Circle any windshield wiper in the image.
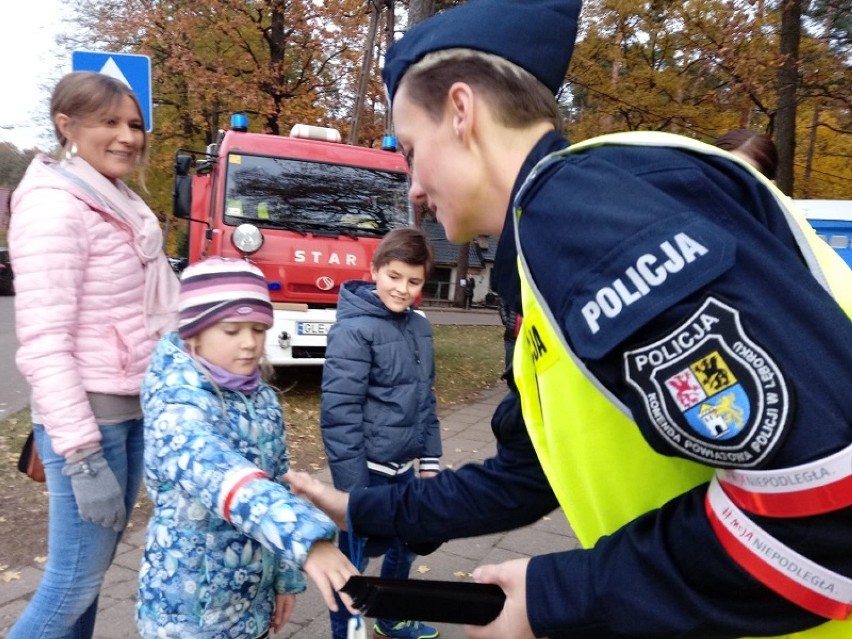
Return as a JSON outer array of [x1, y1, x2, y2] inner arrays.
[[263, 219, 308, 235], [348, 226, 384, 238], [297, 220, 365, 239]]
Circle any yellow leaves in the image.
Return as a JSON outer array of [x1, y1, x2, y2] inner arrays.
[[0, 566, 21, 582], [415, 565, 430, 574]]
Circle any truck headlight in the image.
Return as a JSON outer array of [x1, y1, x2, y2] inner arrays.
[[232, 224, 264, 254]]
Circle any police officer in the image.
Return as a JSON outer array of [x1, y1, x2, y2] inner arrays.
[[287, 1, 852, 637]]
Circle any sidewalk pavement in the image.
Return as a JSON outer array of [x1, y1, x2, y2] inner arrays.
[[0, 385, 580, 639]]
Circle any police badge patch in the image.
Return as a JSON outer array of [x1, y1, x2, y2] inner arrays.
[[624, 297, 790, 468]]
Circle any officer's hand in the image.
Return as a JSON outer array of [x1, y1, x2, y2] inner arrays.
[[284, 470, 349, 530], [465, 558, 534, 639]]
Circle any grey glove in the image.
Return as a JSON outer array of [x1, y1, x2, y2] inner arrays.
[[62, 449, 127, 532]]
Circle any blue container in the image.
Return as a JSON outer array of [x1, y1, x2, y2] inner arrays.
[[795, 200, 852, 268], [808, 218, 852, 268]]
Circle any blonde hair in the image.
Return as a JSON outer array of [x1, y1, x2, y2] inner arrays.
[[401, 48, 561, 130]]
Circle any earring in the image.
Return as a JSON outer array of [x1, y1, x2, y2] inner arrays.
[[64, 143, 77, 161]]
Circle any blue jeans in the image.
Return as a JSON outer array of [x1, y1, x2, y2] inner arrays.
[[330, 470, 417, 639], [8, 420, 144, 639]]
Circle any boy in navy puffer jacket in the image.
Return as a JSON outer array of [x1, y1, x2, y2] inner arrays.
[[321, 228, 442, 639]]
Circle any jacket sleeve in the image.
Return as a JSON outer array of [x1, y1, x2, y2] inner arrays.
[[321, 323, 373, 492], [144, 383, 336, 571], [10, 187, 100, 458], [419, 328, 443, 470], [274, 560, 307, 596], [517, 149, 845, 637], [274, 485, 308, 595], [525, 486, 826, 639], [349, 391, 558, 543]]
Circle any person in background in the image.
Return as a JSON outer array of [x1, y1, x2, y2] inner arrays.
[[7, 70, 180, 639], [288, 1, 852, 638], [137, 257, 358, 639], [497, 300, 520, 369], [321, 228, 442, 639], [713, 128, 779, 180], [460, 272, 475, 309]]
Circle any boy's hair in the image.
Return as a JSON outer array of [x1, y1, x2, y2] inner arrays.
[[401, 48, 561, 130], [372, 227, 434, 277]]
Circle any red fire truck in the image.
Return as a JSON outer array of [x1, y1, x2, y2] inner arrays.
[[173, 117, 412, 365]]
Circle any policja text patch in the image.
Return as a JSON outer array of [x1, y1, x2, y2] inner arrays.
[[566, 214, 736, 360], [624, 297, 791, 468]]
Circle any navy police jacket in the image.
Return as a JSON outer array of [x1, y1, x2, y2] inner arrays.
[[349, 132, 852, 638]]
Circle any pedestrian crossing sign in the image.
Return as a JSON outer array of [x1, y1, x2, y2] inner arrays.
[[72, 51, 152, 132]]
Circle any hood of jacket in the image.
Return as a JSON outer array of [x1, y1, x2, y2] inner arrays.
[[336, 279, 415, 323], [147, 330, 218, 394], [13, 154, 114, 216]]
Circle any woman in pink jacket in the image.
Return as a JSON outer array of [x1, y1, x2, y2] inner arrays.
[[8, 71, 179, 639]]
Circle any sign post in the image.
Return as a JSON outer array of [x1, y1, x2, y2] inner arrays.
[[71, 51, 152, 132]]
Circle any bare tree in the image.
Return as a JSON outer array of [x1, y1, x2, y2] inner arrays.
[[408, 0, 436, 26], [775, 0, 803, 195], [349, 1, 384, 143], [404, 0, 474, 306]]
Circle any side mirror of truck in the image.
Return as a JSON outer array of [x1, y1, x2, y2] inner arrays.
[[173, 175, 192, 220], [173, 154, 193, 220], [175, 153, 193, 177]]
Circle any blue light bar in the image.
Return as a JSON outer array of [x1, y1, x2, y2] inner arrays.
[[231, 113, 249, 132]]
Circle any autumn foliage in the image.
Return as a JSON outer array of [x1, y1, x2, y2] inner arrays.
[[62, 0, 849, 244]]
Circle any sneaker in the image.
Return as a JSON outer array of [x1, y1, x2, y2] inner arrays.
[[373, 620, 439, 639]]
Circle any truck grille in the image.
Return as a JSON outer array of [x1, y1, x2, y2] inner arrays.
[[292, 346, 327, 359]]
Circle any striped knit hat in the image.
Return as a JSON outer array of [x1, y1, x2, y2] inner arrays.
[[178, 257, 273, 339]]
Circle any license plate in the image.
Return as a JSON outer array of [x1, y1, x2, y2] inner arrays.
[[298, 322, 331, 336]]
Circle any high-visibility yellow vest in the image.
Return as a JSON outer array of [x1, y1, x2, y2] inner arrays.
[[512, 132, 851, 638]]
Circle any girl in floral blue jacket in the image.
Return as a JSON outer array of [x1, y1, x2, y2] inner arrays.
[[137, 257, 357, 639]]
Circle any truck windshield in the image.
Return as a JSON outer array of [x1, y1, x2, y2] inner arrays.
[[223, 153, 412, 235]]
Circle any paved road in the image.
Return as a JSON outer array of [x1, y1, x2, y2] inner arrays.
[[0, 296, 28, 418]]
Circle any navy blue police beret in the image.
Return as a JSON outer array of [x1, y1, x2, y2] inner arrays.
[[382, 0, 583, 102]]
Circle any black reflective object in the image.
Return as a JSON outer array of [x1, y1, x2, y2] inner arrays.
[[340, 576, 505, 626]]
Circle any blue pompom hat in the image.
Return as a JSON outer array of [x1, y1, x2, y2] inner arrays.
[[382, 0, 583, 103]]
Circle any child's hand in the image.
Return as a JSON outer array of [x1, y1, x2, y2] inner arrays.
[[271, 593, 295, 632], [419, 470, 438, 479], [284, 470, 349, 529], [303, 539, 360, 613]]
